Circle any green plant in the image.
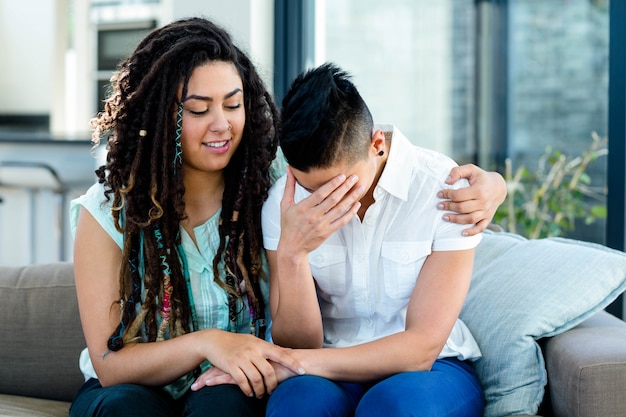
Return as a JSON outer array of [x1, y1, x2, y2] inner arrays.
[[493, 132, 608, 239]]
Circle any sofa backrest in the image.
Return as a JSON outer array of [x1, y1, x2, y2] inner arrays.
[[0, 262, 85, 402]]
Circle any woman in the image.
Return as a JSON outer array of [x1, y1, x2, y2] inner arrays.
[[69, 17, 302, 417]]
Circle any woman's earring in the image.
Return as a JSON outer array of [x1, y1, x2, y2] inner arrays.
[[228, 124, 232, 131], [378, 150, 384, 156]]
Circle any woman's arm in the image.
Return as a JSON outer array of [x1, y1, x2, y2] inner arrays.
[[73, 208, 302, 397], [437, 164, 507, 236]]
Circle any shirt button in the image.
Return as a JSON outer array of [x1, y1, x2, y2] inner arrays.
[[314, 255, 323, 263], [356, 254, 366, 262], [401, 252, 409, 261]]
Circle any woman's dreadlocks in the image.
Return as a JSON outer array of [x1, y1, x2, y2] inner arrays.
[[90, 17, 278, 350]]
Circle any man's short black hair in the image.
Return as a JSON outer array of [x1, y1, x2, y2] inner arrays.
[[280, 62, 374, 172]]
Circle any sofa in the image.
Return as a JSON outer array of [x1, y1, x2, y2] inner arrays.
[[0, 262, 84, 417], [1, 230, 626, 417]]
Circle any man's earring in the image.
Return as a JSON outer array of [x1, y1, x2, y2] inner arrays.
[[378, 150, 384, 156]]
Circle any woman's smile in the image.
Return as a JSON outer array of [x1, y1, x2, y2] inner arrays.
[[203, 139, 231, 152]]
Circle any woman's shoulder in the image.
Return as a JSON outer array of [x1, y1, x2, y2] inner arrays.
[[71, 181, 109, 216], [70, 181, 124, 249]]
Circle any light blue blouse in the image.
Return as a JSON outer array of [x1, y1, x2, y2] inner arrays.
[[70, 151, 286, 398]]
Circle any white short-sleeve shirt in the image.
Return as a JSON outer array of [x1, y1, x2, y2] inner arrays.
[[262, 125, 482, 361]]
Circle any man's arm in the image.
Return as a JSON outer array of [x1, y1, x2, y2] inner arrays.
[[268, 167, 363, 348], [437, 164, 507, 236], [283, 248, 476, 382], [194, 249, 476, 388]]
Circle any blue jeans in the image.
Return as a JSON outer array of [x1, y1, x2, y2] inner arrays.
[[69, 378, 267, 417], [266, 358, 484, 417]]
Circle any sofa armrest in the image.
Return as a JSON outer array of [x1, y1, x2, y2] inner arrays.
[[544, 310, 626, 417]]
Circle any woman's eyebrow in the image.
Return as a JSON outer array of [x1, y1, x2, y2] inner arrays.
[[184, 88, 243, 102]]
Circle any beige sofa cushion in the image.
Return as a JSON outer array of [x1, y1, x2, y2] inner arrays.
[[0, 394, 70, 417], [545, 311, 626, 417], [0, 262, 85, 402]]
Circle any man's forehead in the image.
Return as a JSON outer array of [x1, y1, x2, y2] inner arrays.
[[291, 168, 338, 193]]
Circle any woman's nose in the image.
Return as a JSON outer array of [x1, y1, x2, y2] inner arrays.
[[210, 110, 231, 133]]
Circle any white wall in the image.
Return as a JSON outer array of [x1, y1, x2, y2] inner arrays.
[[163, 0, 275, 90], [0, 0, 275, 130], [0, 0, 57, 114]]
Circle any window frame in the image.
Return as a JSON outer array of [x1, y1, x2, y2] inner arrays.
[[605, 0, 626, 317]]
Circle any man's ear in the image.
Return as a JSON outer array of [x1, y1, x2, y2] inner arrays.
[[371, 129, 387, 156]]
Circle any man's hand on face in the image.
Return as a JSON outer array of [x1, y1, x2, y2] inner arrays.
[[278, 166, 364, 256]]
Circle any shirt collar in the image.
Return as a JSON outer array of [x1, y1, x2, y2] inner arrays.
[[375, 124, 412, 201]]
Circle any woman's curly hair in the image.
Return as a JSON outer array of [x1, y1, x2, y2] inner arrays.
[[91, 17, 279, 350]]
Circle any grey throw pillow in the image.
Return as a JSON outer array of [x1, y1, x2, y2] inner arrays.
[[460, 230, 626, 417]]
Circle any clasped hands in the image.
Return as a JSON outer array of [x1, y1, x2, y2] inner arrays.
[[192, 168, 361, 397]]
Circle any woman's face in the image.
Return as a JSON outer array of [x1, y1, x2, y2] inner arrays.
[[179, 61, 245, 175]]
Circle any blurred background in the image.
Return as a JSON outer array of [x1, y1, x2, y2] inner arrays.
[[0, 0, 623, 272]]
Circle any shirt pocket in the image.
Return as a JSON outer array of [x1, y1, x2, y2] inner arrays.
[[309, 245, 348, 296], [381, 241, 432, 299]]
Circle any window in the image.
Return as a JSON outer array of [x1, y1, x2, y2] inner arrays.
[[314, 0, 477, 161], [506, 0, 609, 243], [283, 0, 611, 244]]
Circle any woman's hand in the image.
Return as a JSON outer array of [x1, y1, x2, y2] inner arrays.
[[191, 360, 299, 393], [437, 164, 506, 236], [196, 331, 304, 398]]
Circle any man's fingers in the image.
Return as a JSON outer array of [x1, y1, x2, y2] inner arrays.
[[314, 175, 361, 214], [281, 167, 298, 209], [303, 173, 357, 209]]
